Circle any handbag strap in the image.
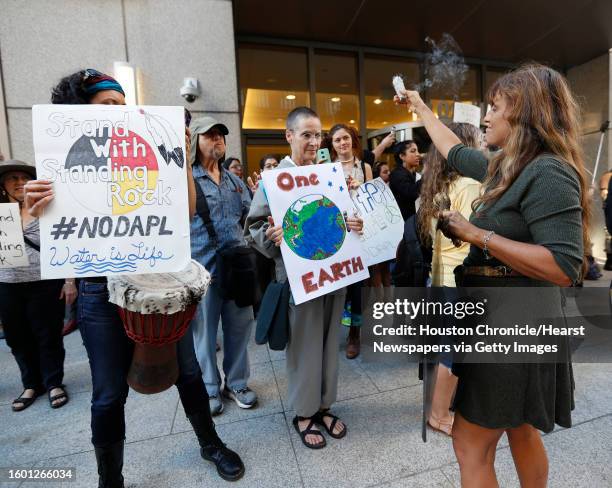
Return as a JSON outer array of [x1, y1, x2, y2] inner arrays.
[[194, 177, 219, 248], [23, 235, 40, 252]]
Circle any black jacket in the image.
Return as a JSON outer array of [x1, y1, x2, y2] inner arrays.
[[389, 166, 421, 220]]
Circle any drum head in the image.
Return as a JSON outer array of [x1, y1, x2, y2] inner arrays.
[[107, 259, 211, 314]]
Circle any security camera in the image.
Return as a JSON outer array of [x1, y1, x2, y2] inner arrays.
[[180, 77, 200, 103]]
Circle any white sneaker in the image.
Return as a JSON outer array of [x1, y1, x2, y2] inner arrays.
[[222, 386, 257, 409]]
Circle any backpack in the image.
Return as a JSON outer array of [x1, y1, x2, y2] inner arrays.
[[392, 214, 432, 287]]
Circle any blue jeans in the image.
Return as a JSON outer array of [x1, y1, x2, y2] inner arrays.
[[191, 283, 254, 396], [78, 281, 208, 447]]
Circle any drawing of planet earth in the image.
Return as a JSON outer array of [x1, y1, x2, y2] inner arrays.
[[282, 194, 346, 260]]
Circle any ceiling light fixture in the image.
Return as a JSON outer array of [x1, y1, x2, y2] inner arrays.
[[373, 98, 382, 105], [286, 94, 296, 100], [331, 97, 341, 102]]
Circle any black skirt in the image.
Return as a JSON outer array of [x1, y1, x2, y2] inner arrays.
[[451, 270, 575, 433]]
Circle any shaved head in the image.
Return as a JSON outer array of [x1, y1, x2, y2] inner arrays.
[[286, 106, 319, 131]]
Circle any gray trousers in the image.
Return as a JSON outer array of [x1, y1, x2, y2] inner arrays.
[[286, 288, 346, 417]]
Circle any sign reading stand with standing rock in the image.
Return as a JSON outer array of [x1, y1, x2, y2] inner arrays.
[[32, 104, 190, 279]]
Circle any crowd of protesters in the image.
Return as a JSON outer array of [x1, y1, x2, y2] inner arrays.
[[0, 61, 608, 488]]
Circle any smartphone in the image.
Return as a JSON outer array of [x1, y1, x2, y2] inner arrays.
[[317, 148, 331, 164]]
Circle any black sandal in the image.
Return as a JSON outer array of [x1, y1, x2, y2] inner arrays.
[[48, 386, 69, 409], [314, 410, 347, 439], [12, 388, 43, 412], [292, 416, 326, 449]]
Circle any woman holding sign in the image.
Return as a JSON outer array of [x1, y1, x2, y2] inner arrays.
[[324, 124, 373, 359], [25, 69, 245, 486], [395, 65, 587, 487], [0, 159, 74, 412], [245, 107, 364, 450]]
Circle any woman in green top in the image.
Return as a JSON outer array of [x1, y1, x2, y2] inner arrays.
[[395, 64, 590, 487]]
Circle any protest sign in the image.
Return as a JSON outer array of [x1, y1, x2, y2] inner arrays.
[[32, 105, 190, 279], [261, 162, 369, 305], [453, 102, 482, 128], [0, 203, 29, 268], [352, 178, 403, 266]]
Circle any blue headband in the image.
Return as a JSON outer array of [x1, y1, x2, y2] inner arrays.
[[82, 70, 125, 97], [83, 79, 125, 97]]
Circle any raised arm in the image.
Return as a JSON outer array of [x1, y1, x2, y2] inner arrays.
[[370, 132, 396, 162], [394, 90, 461, 160]]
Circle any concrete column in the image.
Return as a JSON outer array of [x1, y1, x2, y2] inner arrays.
[[0, 0, 241, 162]]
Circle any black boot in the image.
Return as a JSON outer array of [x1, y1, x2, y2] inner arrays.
[[604, 254, 612, 271], [187, 410, 245, 481], [94, 440, 125, 488]]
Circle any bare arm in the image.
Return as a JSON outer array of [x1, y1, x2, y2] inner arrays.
[[371, 132, 395, 161], [364, 162, 373, 182], [394, 91, 461, 159]]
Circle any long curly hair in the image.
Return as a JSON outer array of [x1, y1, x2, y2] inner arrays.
[[475, 64, 591, 270], [418, 123, 482, 245]]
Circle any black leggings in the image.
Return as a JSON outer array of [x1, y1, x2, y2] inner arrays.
[[0, 280, 65, 391]]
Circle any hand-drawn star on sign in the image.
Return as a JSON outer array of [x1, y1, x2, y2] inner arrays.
[[339, 186, 344, 192], [328, 181, 333, 187], [332, 166, 337, 172]]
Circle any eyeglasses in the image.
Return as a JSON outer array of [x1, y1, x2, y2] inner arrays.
[[289, 130, 322, 141]]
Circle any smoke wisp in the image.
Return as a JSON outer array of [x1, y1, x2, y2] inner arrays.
[[414, 34, 468, 98]]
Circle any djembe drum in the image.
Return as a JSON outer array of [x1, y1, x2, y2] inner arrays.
[[107, 260, 211, 394]]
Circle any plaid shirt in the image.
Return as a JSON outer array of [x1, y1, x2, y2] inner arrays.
[[190, 164, 251, 276]]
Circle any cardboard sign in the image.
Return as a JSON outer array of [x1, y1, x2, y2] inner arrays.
[[32, 105, 190, 279], [0, 203, 29, 268], [352, 178, 404, 266], [261, 162, 369, 304], [453, 102, 482, 128]]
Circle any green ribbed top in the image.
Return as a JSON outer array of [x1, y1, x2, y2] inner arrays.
[[447, 144, 584, 283]]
